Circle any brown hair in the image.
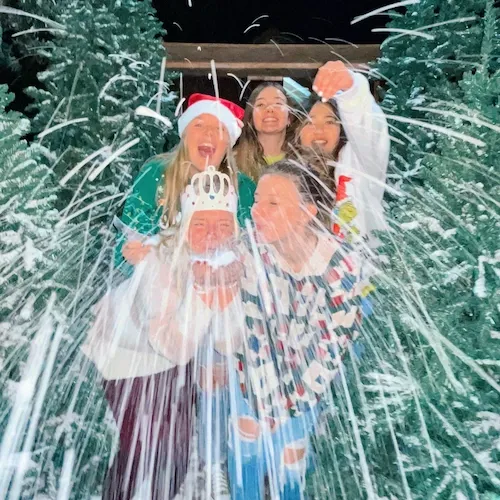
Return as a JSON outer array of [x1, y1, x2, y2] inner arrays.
[[235, 82, 300, 182], [263, 157, 336, 228], [295, 96, 346, 162]]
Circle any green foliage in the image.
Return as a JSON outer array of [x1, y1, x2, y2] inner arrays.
[[312, 1, 500, 498]]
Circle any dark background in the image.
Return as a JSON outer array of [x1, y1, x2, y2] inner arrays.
[[1, 0, 389, 116], [153, 0, 389, 104], [154, 0, 388, 44]]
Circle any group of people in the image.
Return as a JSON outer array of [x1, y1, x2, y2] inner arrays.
[[83, 60, 390, 500]]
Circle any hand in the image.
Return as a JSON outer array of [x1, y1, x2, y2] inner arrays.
[[192, 259, 243, 289], [122, 240, 152, 265], [313, 61, 354, 102]]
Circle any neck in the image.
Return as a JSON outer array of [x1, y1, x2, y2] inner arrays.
[[274, 227, 318, 274], [258, 132, 286, 158]]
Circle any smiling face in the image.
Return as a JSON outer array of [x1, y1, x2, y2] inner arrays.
[[252, 86, 289, 135], [185, 113, 230, 173], [251, 174, 315, 244], [187, 210, 236, 255], [299, 102, 341, 155]]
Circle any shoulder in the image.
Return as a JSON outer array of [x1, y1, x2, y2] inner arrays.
[[139, 154, 169, 178], [237, 172, 256, 190]]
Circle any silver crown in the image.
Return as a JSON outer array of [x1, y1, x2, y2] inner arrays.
[[181, 166, 238, 217]]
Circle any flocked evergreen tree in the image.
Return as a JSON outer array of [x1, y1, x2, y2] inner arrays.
[[4, 0, 178, 264], [0, 78, 116, 498], [0, 1, 180, 495], [310, 1, 500, 498]]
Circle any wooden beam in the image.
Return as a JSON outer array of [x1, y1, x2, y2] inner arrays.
[[163, 43, 379, 77]]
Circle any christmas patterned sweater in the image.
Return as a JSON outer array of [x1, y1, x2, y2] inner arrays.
[[235, 233, 366, 420], [114, 155, 256, 275]]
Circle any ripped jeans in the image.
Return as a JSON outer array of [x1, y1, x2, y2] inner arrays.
[[227, 382, 321, 500]]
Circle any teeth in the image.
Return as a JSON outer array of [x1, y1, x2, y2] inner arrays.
[[313, 140, 327, 145]]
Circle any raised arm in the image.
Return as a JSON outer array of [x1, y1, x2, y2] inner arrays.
[[335, 73, 389, 184]]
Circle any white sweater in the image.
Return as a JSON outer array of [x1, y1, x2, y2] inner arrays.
[[82, 250, 213, 380], [333, 72, 390, 246], [82, 247, 245, 380]]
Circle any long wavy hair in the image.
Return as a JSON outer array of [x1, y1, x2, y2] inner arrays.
[[235, 82, 299, 182]]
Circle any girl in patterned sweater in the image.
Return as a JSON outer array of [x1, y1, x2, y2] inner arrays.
[[227, 159, 368, 500]]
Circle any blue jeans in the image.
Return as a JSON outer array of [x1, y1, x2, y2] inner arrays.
[[228, 382, 320, 500], [197, 348, 230, 466], [198, 385, 229, 465]]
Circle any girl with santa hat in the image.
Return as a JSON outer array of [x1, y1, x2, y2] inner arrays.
[[114, 93, 256, 275]]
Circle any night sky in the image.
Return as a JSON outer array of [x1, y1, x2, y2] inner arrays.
[[153, 0, 389, 44]]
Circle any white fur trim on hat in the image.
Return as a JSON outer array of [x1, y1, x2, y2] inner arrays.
[[178, 100, 242, 147]]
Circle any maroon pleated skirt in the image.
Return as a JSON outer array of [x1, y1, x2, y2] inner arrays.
[[102, 363, 195, 500]]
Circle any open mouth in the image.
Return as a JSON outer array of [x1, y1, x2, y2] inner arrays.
[[198, 143, 216, 157], [313, 139, 328, 146]]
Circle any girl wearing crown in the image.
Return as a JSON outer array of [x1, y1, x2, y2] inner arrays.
[[85, 166, 245, 499], [114, 93, 256, 275], [227, 159, 370, 500]]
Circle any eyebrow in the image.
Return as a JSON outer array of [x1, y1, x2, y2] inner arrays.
[[255, 96, 286, 103], [310, 112, 336, 118]]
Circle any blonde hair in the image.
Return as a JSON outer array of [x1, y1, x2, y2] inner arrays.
[[156, 136, 238, 227], [235, 82, 299, 182]]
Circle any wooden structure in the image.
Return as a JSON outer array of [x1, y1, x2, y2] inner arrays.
[[163, 43, 381, 104], [164, 43, 380, 77]]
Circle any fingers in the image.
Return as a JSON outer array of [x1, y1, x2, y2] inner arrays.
[[313, 61, 353, 101], [122, 242, 152, 265]]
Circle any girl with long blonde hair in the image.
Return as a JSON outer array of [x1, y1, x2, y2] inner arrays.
[[114, 93, 256, 273]]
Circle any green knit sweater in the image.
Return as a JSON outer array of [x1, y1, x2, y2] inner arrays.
[[114, 157, 256, 274]]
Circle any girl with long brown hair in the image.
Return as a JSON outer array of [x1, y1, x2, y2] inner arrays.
[[234, 82, 299, 181]]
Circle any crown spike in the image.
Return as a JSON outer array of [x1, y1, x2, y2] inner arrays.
[[180, 165, 238, 220]]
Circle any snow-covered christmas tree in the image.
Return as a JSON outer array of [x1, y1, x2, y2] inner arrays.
[[310, 1, 500, 498], [0, 78, 117, 498], [5, 0, 177, 251]]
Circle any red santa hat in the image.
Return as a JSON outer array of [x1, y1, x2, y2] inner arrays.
[[178, 93, 244, 147]]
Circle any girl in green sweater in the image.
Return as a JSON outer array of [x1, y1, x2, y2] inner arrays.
[[115, 93, 256, 274]]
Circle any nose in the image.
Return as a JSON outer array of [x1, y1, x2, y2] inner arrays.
[[313, 123, 324, 133], [204, 127, 215, 137]]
